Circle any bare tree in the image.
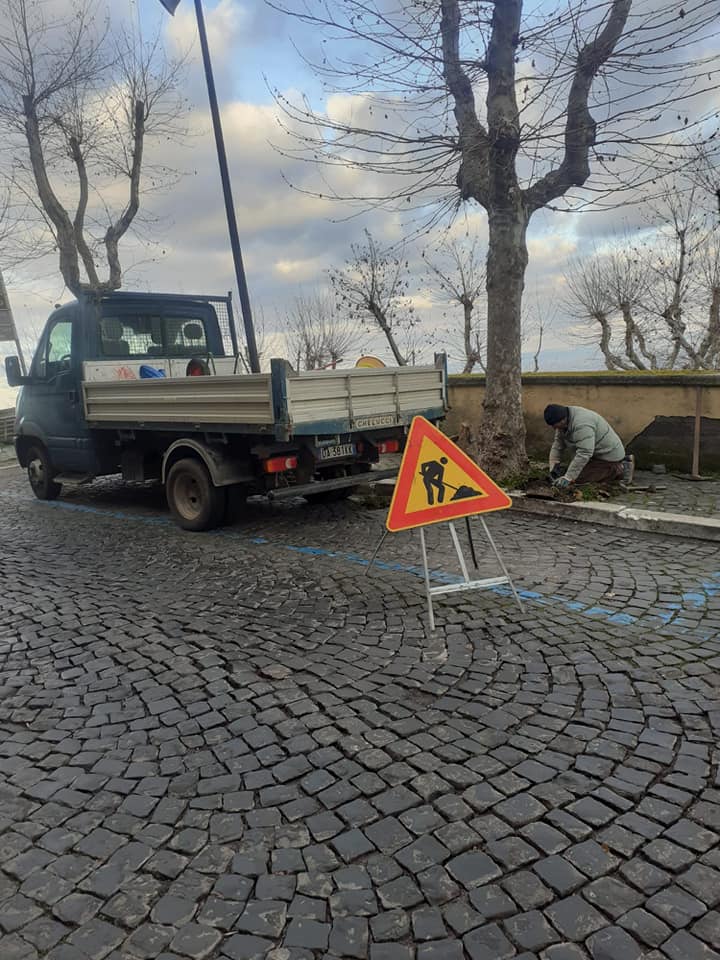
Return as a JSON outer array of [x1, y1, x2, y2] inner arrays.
[[424, 238, 485, 373], [0, 0, 186, 297], [696, 247, 720, 368], [531, 323, 544, 374], [567, 177, 720, 370], [234, 307, 284, 373], [566, 254, 632, 370], [271, 0, 719, 473], [567, 246, 666, 370], [284, 292, 359, 370], [521, 296, 555, 374], [645, 184, 709, 368], [330, 231, 415, 366]]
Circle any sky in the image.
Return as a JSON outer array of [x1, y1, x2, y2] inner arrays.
[[0, 0, 717, 408]]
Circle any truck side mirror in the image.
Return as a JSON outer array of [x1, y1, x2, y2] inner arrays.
[[4, 356, 26, 387]]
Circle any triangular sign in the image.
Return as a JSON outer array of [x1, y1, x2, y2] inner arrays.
[[386, 417, 512, 532]]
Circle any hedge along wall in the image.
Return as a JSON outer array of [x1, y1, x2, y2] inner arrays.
[[446, 372, 720, 472]]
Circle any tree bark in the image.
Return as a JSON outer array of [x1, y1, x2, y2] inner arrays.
[[474, 0, 527, 475], [478, 208, 528, 472], [620, 302, 648, 370], [461, 298, 478, 373], [593, 311, 632, 370], [23, 95, 83, 295], [68, 134, 100, 288], [104, 99, 145, 291]]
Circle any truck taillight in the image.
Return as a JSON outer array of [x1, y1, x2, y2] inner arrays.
[[377, 440, 400, 454], [263, 455, 297, 474]]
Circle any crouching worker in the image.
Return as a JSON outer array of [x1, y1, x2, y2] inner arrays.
[[544, 404, 634, 489]]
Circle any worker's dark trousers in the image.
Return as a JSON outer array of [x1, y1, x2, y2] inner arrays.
[[576, 459, 624, 483]]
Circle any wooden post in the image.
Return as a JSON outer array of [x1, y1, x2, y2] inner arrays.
[[692, 386, 702, 478]]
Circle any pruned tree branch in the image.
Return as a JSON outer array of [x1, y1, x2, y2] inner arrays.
[[439, 0, 489, 205], [524, 0, 632, 213]]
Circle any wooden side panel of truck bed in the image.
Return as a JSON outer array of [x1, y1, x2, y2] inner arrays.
[[286, 367, 445, 429], [83, 374, 276, 426], [82, 364, 446, 433]]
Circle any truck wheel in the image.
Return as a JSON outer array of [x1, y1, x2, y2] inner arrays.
[[166, 458, 225, 531], [27, 444, 62, 501]]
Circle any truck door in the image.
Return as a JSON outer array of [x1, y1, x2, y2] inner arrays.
[[28, 314, 90, 471]]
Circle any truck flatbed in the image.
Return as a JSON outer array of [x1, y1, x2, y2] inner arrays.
[[82, 363, 446, 440]]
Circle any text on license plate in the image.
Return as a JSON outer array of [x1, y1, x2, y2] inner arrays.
[[320, 443, 356, 460]]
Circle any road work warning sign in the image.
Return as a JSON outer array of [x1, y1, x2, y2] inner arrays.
[[386, 416, 512, 532]]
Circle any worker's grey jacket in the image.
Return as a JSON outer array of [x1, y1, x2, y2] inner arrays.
[[550, 406, 625, 482]]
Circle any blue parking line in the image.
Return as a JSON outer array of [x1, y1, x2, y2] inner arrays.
[[4, 492, 719, 641]]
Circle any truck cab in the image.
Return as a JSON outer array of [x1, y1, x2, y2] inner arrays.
[[11, 293, 230, 487]]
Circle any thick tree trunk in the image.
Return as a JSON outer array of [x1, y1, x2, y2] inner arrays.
[[476, 208, 529, 475], [593, 311, 632, 370], [23, 96, 83, 295], [620, 303, 648, 370]]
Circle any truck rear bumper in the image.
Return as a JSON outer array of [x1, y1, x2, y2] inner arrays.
[[267, 467, 397, 501]]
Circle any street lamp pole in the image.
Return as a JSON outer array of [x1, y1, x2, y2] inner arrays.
[[157, 0, 260, 372]]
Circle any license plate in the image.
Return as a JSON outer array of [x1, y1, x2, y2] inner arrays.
[[320, 443, 356, 460]]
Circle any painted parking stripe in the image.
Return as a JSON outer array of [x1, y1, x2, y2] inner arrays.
[[2, 490, 719, 641]]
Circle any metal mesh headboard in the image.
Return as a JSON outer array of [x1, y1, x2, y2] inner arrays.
[[203, 294, 237, 358]]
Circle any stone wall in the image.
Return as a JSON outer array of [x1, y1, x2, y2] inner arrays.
[[446, 373, 720, 472]]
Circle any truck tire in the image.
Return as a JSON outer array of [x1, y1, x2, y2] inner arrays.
[[166, 457, 225, 531], [27, 444, 62, 501]]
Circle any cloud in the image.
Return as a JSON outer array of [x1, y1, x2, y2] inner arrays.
[[166, 0, 245, 63]]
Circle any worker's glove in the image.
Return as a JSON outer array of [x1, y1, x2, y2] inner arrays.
[[549, 463, 564, 481], [552, 475, 571, 490]]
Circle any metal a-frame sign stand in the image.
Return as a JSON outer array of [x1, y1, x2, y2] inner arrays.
[[417, 518, 523, 631], [368, 417, 524, 630]]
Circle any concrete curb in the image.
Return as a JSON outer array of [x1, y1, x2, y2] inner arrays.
[[364, 477, 720, 543], [508, 491, 720, 542]]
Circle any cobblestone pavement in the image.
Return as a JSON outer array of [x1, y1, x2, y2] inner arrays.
[[1, 442, 17, 464], [611, 470, 720, 518], [1, 468, 720, 960]]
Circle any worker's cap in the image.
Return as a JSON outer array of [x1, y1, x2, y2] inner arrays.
[[544, 404, 569, 426]]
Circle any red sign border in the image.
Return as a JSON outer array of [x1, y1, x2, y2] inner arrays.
[[386, 417, 512, 532]]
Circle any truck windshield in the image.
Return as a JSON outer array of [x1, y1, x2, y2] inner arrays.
[[33, 318, 73, 379], [98, 315, 209, 358]]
